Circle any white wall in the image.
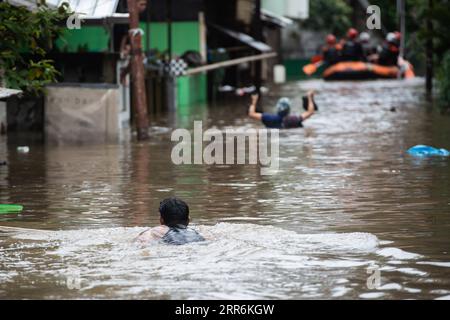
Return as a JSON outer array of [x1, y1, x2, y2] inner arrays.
[[284, 0, 309, 19], [262, 0, 309, 20], [261, 0, 285, 16], [45, 85, 121, 144], [282, 27, 326, 59]]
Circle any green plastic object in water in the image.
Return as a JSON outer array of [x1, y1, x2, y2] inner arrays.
[[0, 205, 24, 214]]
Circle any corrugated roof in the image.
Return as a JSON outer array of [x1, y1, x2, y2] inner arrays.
[[6, 0, 50, 10], [64, 0, 119, 18], [210, 24, 273, 53], [261, 9, 293, 28], [8, 0, 120, 18], [0, 88, 22, 100]]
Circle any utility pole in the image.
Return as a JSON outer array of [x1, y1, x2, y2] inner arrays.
[[426, 0, 434, 99], [397, 0, 406, 58], [127, 0, 149, 140], [253, 0, 263, 93]]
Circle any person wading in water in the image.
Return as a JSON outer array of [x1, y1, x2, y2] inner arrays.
[[248, 90, 317, 129]]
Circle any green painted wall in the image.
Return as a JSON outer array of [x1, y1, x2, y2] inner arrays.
[[56, 27, 110, 52], [56, 22, 201, 54], [177, 73, 207, 108], [141, 22, 199, 55], [55, 22, 206, 107], [139, 22, 206, 107]]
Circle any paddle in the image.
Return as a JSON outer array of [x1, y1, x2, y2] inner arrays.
[[0, 204, 24, 214], [310, 55, 323, 63], [303, 61, 324, 76]]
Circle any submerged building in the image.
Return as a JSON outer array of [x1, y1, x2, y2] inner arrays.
[[4, 0, 309, 143]]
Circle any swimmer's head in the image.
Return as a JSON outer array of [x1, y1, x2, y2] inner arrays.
[[159, 198, 190, 228], [276, 98, 291, 118]]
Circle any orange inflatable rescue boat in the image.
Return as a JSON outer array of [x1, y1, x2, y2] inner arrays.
[[322, 61, 415, 81]]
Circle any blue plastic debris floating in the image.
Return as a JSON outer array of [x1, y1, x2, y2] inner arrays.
[[407, 145, 450, 157]]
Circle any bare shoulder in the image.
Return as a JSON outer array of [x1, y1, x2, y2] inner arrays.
[[196, 226, 216, 241], [135, 225, 169, 244]]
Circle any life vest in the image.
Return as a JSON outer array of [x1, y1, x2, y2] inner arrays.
[[378, 43, 400, 66], [322, 44, 342, 66], [341, 40, 364, 62]]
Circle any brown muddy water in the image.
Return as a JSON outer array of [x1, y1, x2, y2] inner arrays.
[[0, 79, 449, 300]]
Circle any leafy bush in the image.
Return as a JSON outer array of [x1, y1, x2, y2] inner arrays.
[[300, 0, 352, 36], [0, 1, 70, 95], [437, 51, 450, 110]]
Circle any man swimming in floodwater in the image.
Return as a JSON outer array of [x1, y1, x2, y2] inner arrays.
[[248, 90, 316, 129], [136, 198, 205, 245]]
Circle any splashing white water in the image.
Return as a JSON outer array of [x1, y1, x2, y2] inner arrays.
[[0, 223, 387, 299]]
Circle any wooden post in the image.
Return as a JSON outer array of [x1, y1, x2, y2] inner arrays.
[[127, 0, 149, 140], [145, 0, 151, 53], [199, 12, 207, 64], [426, 0, 434, 99]]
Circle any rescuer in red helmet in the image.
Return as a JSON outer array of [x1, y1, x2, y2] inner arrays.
[[341, 28, 365, 62], [347, 28, 359, 40], [322, 34, 342, 67]]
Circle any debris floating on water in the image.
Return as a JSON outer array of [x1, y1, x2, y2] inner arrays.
[[407, 145, 450, 157], [0, 204, 24, 214], [17, 146, 30, 154]]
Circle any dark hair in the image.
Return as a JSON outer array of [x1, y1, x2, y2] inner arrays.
[[159, 198, 190, 227]]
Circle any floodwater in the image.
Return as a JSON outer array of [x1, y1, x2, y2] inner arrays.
[[1, 78, 450, 300]]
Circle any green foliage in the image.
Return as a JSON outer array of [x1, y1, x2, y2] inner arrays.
[[370, 0, 450, 108], [0, 1, 70, 95], [363, 1, 422, 70], [419, 0, 450, 62], [413, 0, 450, 107], [437, 51, 450, 109], [300, 0, 353, 36], [369, 0, 398, 32], [369, 0, 421, 34]]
